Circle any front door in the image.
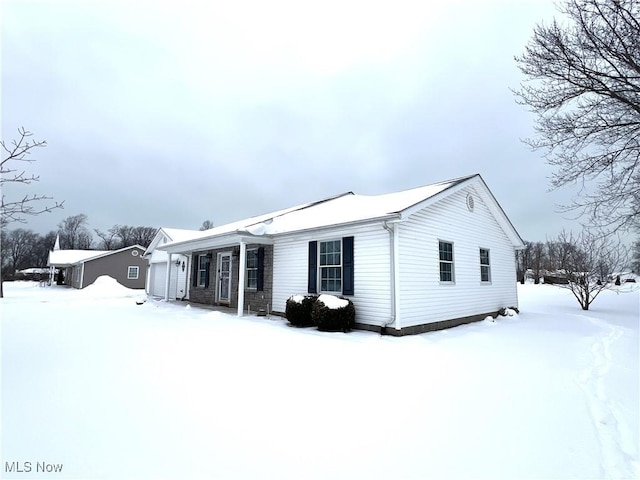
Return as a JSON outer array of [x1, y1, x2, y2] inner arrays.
[[217, 252, 232, 304]]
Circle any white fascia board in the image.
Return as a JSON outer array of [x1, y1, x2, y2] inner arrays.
[[159, 232, 273, 254]]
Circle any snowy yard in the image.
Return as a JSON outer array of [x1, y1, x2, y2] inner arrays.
[[1, 278, 638, 479]]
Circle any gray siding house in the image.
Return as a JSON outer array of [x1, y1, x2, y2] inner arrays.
[[48, 245, 147, 289], [154, 174, 525, 335]]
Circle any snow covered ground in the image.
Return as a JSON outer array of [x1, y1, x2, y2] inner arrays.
[[1, 277, 638, 479]]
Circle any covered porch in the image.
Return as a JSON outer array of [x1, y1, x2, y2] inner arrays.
[[157, 231, 273, 317]]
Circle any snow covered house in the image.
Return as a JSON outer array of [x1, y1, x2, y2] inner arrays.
[[48, 245, 147, 289], [155, 174, 525, 335], [143, 227, 200, 299]]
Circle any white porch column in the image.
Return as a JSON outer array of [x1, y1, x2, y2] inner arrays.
[[237, 241, 246, 316], [164, 253, 173, 301]]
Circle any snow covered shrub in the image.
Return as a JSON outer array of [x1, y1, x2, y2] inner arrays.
[[285, 294, 317, 327], [499, 307, 519, 317], [312, 294, 356, 332]]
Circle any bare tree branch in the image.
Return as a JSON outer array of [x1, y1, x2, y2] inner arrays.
[[514, 0, 640, 232], [1, 127, 64, 228]]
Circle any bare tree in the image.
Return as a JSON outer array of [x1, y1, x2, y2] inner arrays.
[[4, 228, 39, 274], [129, 226, 156, 248], [111, 225, 134, 248], [632, 239, 640, 273], [553, 229, 628, 310], [58, 214, 92, 249], [94, 228, 119, 250], [199, 220, 214, 231], [32, 230, 58, 266], [1, 127, 63, 297], [98, 224, 157, 249], [530, 241, 546, 284], [516, 241, 532, 284], [514, 0, 640, 232], [1, 127, 64, 227]]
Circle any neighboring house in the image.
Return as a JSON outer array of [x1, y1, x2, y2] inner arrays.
[[48, 245, 147, 289], [154, 174, 525, 335], [144, 228, 199, 299]]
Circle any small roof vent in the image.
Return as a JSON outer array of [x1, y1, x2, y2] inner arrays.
[[466, 193, 474, 212]]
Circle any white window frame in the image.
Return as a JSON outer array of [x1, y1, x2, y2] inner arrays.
[[127, 266, 139, 280], [480, 248, 491, 283], [319, 239, 342, 293], [246, 248, 258, 290], [438, 240, 455, 283]]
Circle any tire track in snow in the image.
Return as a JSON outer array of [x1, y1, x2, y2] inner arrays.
[[575, 315, 638, 479]]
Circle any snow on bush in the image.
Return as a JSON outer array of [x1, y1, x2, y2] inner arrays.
[[285, 294, 317, 327], [499, 307, 519, 318], [312, 294, 355, 332]]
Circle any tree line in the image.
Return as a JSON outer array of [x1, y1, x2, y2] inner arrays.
[[517, 229, 639, 310], [517, 231, 638, 284], [0, 213, 157, 278]]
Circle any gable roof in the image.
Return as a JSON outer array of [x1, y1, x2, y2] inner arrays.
[[48, 249, 110, 266], [48, 245, 146, 267], [159, 174, 523, 253], [143, 227, 201, 257]]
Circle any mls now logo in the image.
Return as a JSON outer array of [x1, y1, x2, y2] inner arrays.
[[5, 461, 63, 473]]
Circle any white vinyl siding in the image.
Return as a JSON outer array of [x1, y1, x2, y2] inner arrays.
[[397, 186, 518, 328], [272, 223, 391, 327], [273, 185, 518, 331]]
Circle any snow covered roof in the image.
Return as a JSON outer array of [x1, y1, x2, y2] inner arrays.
[[166, 192, 355, 245], [48, 245, 146, 266], [247, 178, 464, 235], [18, 268, 52, 274], [162, 228, 201, 243], [159, 175, 499, 253], [48, 249, 110, 266]]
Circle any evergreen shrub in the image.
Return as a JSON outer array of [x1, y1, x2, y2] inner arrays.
[[285, 294, 317, 327], [312, 295, 356, 332]]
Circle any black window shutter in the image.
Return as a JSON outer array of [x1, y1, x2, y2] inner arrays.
[[342, 236, 354, 296], [308, 241, 317, 294], [257, 247, 265, 291], [204, 257, 210, 288], [192, 255, 198, 287]]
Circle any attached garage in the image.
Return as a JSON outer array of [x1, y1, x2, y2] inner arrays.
[[148, 259, 189, 299], [149, 262, 167, 297], [144, 228, 197, 300]]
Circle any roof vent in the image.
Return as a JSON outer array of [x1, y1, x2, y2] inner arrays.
[[466, 193, 474, 212]]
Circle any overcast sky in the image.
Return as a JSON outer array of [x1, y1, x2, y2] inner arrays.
[[3, 0, 585, 243]]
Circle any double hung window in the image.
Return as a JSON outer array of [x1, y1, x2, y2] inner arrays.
[[198, 255, 208, 287], [320, 240, 342, 292], [439, 241, 454, 282], [480, 248, 491, 282], [246, 249, 258, 289]]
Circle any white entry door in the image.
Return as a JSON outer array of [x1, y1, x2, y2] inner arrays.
[[217, 252, 232, 304]]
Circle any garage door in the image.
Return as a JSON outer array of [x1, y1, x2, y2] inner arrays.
[[150, 263, 167, 297]]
